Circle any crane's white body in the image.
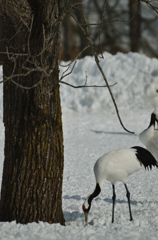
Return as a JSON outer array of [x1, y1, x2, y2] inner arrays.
[[82, 145, 158, 224], [94, 148, 142, 187]]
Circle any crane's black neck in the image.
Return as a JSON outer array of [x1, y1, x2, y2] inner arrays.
[[88, 183, 101, 209], [148, 113, 156, 129]]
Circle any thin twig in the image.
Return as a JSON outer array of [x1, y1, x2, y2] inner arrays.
[[10, 77, 43, 90], [60, 45, 90, 67], [60, 61, 77, 81], [69, 0, 89, 12], [138, 0, 158, 14], [3, 67, 49, 80], [80, 16, 135, 26], [0, 52, 28, 56], [27, 14, 34, 55]]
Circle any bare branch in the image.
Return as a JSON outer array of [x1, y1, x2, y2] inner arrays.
[[3, 66, 51, 81], [8, 25, 23, 43], [60, 45, 91, 67], [59, 80, 117, 89], [60, 61, 77, 81], [137, 0, 158, 14], [10, 78, 43, 90], [59, 58, 117, 89], [69, 0, 89, 11], [0, 52, 28, 56], [69, 5, 134, 134], [27, 14, 34, 55]]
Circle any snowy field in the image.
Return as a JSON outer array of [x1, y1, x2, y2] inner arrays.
[[0, 51, 158, 239]]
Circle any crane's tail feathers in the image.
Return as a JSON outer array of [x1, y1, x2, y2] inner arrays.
[[132, 146, 158, 170]]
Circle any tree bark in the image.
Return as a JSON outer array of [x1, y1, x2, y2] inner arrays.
[[0, 0, 66, 224]]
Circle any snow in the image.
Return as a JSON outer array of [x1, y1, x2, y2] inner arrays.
[[0, 51, 158, 239]]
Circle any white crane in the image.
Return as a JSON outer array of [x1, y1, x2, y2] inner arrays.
[[82, 146, 158, 225], [139, 112, 158, 161]]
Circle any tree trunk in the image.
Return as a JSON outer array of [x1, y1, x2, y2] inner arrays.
[[0, 0, 65, 224], [129, 0, 141, 52]]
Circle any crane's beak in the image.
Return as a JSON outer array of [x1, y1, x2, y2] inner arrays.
[[84, 212, 88, 226]]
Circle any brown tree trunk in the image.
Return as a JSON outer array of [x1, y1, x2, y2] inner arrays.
[[0, 0, 65, 224]]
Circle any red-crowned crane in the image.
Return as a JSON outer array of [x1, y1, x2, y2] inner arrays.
[[82, 146, 158, 225]]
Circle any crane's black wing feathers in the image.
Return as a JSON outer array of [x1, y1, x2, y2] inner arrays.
[[131, 146, 158, 170]]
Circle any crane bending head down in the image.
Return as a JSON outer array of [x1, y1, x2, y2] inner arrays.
[[82, 146, 158, 225]]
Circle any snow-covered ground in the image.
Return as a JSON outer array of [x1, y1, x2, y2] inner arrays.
[[0, 52, 158, 239]]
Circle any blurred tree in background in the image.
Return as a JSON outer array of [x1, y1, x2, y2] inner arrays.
[[61, 0, 158, 61]]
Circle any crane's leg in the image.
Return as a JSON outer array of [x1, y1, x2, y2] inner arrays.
[[124, 184, 133, 221], [112, 184, 116, 223]]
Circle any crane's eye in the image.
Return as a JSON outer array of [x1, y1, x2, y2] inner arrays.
[[82, 205, 86, 211]]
